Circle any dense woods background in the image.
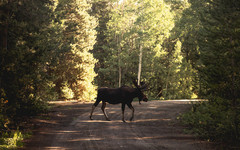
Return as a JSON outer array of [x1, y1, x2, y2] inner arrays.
[[0, 0, 239, 148]]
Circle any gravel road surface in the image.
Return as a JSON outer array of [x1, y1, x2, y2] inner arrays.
[[21, 100, 214, 150]]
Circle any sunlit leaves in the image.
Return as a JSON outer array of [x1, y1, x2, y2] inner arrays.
[[53, 0, 97, 100]]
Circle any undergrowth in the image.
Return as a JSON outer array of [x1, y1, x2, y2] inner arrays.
[[0, 129, 32, 149], [180, 98, 240, 149]]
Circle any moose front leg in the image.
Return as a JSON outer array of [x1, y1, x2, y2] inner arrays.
[[90, 105, 96, 120], [90, 99, 101, 120], [127, 103, 135, 121], [101, 102, 110, 121], [121, 103, 126, 122]]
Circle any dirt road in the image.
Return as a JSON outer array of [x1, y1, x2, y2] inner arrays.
[[22, 100, 214, 150]]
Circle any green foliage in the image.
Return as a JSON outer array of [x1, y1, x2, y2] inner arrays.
[[0, 0, 239, 148], [180, 0, 240, 146], [197, 0, 240, 99], [0, 89, 9, 130], [181, 98, 240, 145], [91, 0, 111, 86], [0, 0, 97, 136], [0, 0, 55, 123], [0, 129, 28, 149], [53, 0, 98, 100], [91, 0, 198, 99], [61, 82, 75, 99]]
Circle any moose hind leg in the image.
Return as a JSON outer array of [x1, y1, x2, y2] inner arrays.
[[101, 102, 110, 121], [127, 103, 135, 121], [122, 103, 126, 122]]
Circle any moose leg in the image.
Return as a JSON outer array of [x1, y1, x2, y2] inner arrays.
[[121, 103, 126, 122], [90, 99, 100, 120], [90, 105, 96, 120], [127, 103, 135, 121], [101, 102, 110, 121]]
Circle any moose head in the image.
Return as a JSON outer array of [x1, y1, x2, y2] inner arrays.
[[132, 80, 148, 104]]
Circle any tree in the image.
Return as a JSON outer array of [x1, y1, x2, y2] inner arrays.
[[197, 0, 240, 141], [180, 0, 240, 145], [0, 0, 98, 129], [53, 0, 98, 100], [155, 0, 202, 99], [0, 0, 56, 121], [91, 0, 112, 87], [97, 0, 176, 92]]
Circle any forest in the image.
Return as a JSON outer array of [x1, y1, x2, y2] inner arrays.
[[0, 0, 240, 148]]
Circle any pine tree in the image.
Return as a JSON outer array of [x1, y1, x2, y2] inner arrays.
[[0, 0, 56, 119], [179, 0, 240, 144], [91, 0, 112, 87], [53, 0, 98, 100], [198, 0, 240, 141]]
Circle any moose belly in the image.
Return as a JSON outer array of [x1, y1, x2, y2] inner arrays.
[[105, 98, 123, 104]]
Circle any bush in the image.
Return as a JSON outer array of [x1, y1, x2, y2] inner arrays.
[[0, 89, 9, 130], [61, 82, 75, 99], [181, 97, 240, 146], [0, 130, 25, 149]]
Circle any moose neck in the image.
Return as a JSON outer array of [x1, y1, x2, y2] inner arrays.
[[133, 88, 141, 99]]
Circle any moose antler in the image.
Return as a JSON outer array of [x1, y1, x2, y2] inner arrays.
[[139, 82, 149, 91], [132, 80, 148, 90], [132, 79, 139, 88]]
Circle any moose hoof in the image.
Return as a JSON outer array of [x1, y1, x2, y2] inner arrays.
[[106, 118, 111, 121], [122, 119, 126, 123], [90, 116, 93, 120], [130, 118, 134, 121]]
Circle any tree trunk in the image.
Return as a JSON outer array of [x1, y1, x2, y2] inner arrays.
[[137, 45, 142, 85], [118, 57, 122, 87], [117, 35, 121, 87]]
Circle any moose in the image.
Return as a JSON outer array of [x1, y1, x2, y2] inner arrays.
[[90, 80, 148, 122]]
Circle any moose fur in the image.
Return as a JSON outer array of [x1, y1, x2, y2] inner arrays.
[[90, 82, 148, 122]]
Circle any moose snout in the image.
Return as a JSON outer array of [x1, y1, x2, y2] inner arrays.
[[143, 97, 148, 102]]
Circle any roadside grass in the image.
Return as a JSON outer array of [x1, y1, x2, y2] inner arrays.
[[0, 129, 32, 149]]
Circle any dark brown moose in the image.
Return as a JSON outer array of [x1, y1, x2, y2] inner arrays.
[[90, 80, 148, 122]]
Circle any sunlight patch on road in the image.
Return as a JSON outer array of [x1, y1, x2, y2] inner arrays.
[[68, 137, 103, 142], [134, 118, 167, 122], [95, 113, 104, 116], [36, 119, 59, 125], [46, 130, 80, 135], [79, 120, 123, 123], [148, 106, 158, 109], [74, 118, 171, 123], [48, 100, 93, 104], [60, 130, 78, 133], [45, 147, 71, 149], [164, 99, 207, 102]]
